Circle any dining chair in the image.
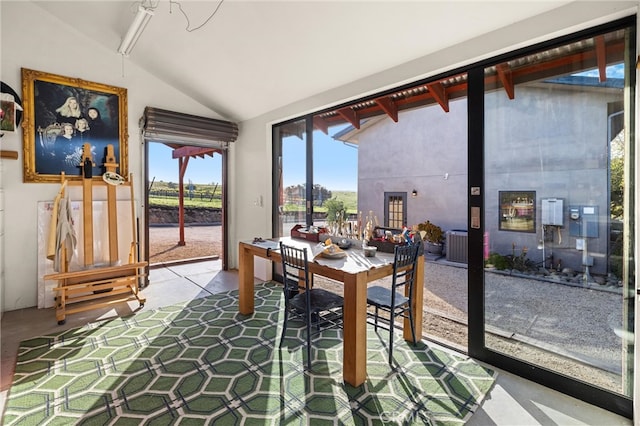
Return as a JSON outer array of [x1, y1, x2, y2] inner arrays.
[[279, 242, 344, 370], [366, 242, 421, 365]]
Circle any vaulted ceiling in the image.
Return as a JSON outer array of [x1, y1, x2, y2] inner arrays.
[[32, 1, 573, 123]]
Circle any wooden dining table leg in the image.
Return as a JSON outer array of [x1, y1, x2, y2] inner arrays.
[[405, 254, 424, 342], [238, 243, 255, 315], [343, 271, 368, 387]]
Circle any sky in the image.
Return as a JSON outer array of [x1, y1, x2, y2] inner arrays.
[[148, 124, 358, 191], [148, 143, 222, 186], [579, 63, 624, 78], [282, 124, 357, 191]]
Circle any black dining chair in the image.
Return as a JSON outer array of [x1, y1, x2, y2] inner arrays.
[[366, 242, 421, 365], [279, 242, 344, 370]]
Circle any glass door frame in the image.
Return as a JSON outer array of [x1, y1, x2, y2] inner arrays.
[[467, 16, 635, 418], [271, 116, 314, 239], [270, 15, 636, 419]]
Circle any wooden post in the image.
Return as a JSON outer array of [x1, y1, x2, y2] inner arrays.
[[177, 157, 189, 246]]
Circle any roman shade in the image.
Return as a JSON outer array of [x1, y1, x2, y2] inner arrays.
[[141, 106, 238, 148]]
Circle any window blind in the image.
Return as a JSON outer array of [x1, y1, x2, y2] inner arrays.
[[141, 106, 238, 148]]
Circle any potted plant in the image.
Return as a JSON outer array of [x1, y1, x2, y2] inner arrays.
[[416, 220, 444, 255]]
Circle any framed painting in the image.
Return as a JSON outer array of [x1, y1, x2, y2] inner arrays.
[[499, 190, 536, 233], [21, 68, 128, 183]]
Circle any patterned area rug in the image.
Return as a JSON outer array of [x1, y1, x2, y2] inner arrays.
[[4, 282, 496, 425]]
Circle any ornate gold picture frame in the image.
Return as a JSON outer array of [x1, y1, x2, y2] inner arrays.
[[21, 68, 128, 183]]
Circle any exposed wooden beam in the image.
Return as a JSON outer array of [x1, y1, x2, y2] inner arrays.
[[595, 35, 607, 82], [496, 64, 515, 100], [313, 116, 329, 134], [318, 39, 624, 126], [320, 84, 469, 126], [337, 107, 360, 129], [374, 96, 398, 122], [426, 82, 450, 112], [172, 146, 218, 159]]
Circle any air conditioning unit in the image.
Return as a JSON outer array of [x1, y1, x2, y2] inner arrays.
[[446, 230, 468, 263]]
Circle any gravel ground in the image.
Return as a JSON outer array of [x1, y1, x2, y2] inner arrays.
[[313, 257, 626, 394], [149, 225, 221, 264], [149, 225, 627, 394]]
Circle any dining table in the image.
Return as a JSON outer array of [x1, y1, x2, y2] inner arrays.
[[238, 236, 424, 387]]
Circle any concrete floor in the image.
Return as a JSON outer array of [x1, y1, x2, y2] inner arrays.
[[0, 260, 632, 424]]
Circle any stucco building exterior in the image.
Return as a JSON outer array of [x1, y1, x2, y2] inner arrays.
[[345, 77, 623, 276]]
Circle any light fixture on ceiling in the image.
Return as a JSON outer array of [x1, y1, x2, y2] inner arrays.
[[118, 5, 154, 56]]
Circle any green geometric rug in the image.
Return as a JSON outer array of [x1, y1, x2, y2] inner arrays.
[[3, 282, 496, 425]]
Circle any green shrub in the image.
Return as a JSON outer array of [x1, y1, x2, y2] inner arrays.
[[486, 245, 536, 272], [486, 252, 509, 270]]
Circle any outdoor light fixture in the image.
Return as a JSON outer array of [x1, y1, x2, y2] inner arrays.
[[412, 189, 418, 197], [118, 5, 154, 56]]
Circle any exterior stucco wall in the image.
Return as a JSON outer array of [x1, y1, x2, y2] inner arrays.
[[485, 84, 621, 274], [358, 98, 468, 233], [357, 83, 621, 274]]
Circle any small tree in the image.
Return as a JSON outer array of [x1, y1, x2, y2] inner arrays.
[[324, 198, 345, 223]]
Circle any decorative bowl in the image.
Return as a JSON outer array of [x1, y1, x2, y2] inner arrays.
[[363, 246, 377, 257], [337, 239, 352, 249]]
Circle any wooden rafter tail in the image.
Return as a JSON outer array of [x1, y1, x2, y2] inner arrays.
[[595, 35, 607, 83], [313, 116, 329, 134], [375, 96, 398, 122], [337, 107, 360, 129], [426, 82, 450, 112], [496, 64, 515, 100]]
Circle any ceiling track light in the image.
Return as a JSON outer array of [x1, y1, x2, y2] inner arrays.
[[118, 5, 154, 56]]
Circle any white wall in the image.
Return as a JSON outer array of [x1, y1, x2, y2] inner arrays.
[[0, 1, 221, 311]]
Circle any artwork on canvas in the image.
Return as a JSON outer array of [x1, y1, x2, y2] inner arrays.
[[21, 68, 128, 183]]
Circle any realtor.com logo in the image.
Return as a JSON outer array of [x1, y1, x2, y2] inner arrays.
[[380, 409, 434, 424]]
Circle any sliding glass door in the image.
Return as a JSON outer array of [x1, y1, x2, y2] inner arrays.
[[272, 15, 635, 418], [475, 21, 635, 414], [273, 118, 357, 238], [273, 118, 308, 238]]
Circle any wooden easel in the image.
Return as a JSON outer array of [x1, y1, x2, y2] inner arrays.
[[44, 143, 146, 324]]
